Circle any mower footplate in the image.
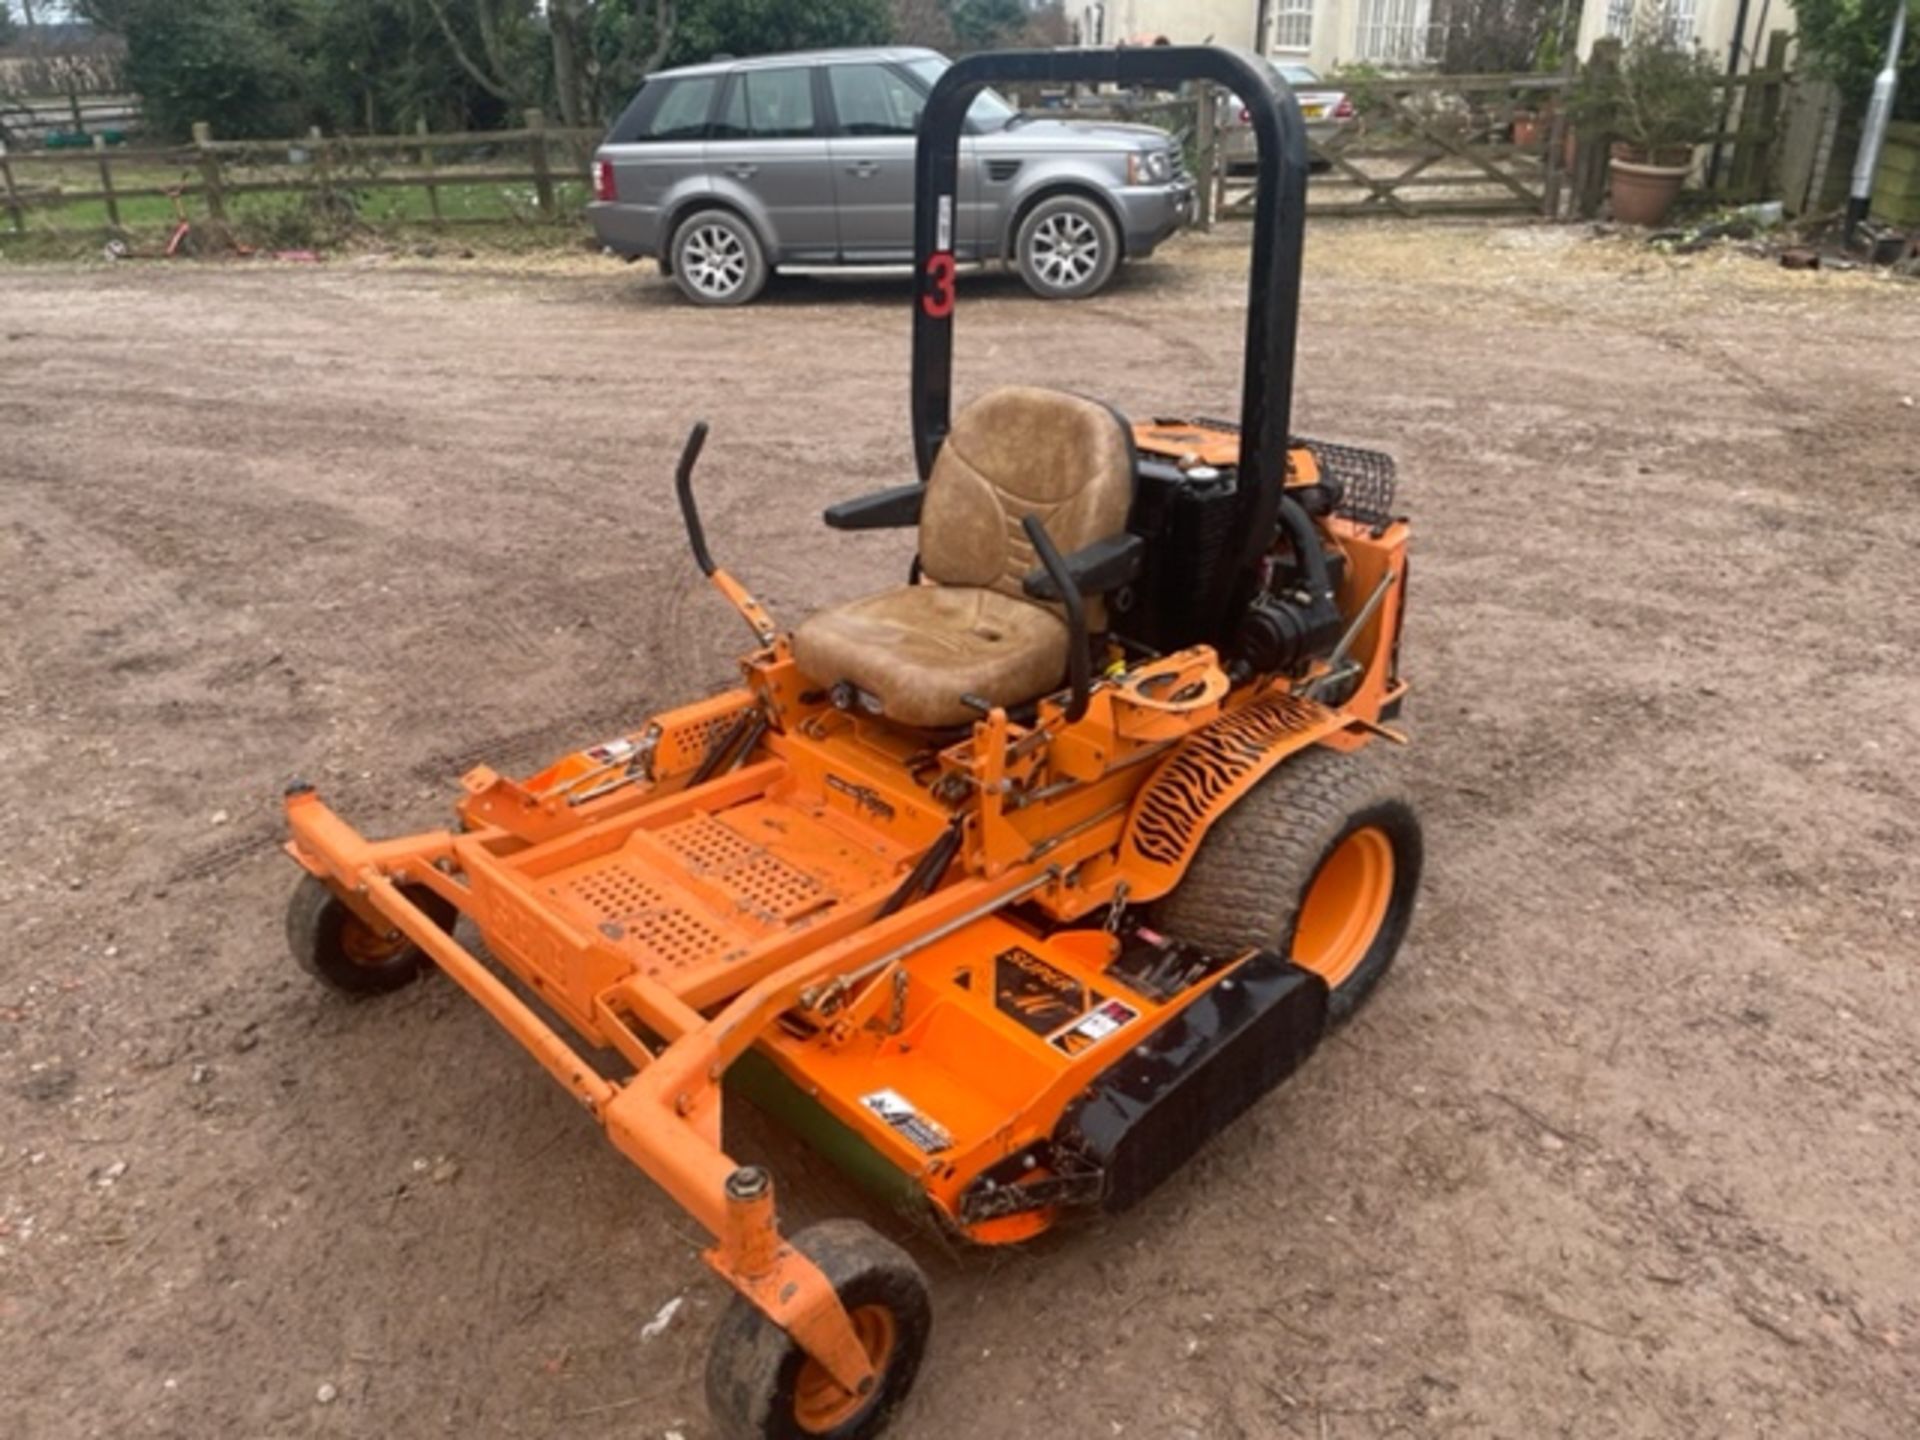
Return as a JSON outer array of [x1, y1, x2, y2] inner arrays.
[[540, 801, 897, 976]]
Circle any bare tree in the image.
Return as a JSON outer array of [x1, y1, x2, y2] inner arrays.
[[422, 0, 532, 107], [424, 0, 677, 125], [889, 0, 957, 50]]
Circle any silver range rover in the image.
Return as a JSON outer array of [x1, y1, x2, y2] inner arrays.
[[589, 46, 1194, 305]]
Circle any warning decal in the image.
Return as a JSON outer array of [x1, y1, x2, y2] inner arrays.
[[1049, 998, 1140, 1057], [860, 1088, 952, 1154]]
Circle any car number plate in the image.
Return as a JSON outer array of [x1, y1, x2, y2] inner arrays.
[[1303, 104, 1325, 119]]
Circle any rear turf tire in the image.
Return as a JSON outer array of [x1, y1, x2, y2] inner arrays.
[[1149, 745, 1422, 1024], [285, 874, 456, 996], [706, 1220, 931, 1440]]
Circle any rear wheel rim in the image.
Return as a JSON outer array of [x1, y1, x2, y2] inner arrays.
[[1029, 211, 1101, 288], [683, 224, 748, 298], [1292, 825, 1394, 989], [793, 1304, 895, 1434]]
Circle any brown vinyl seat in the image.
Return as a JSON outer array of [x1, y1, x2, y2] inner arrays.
[[794, 386, 1135, 728]]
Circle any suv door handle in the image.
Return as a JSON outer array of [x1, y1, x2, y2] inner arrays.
[[723, 163, 758, 179], [844, 161, 879, 178]]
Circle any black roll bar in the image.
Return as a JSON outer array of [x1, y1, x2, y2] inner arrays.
[[912, 46, 1310, 643]]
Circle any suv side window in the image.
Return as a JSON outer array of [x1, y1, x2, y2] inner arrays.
[[636, 76, 719, 141], [828, 63, 925, 136], [713, 67, 817, 140]]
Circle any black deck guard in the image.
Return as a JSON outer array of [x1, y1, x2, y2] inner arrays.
[[1056, 952, 1328, 1214]]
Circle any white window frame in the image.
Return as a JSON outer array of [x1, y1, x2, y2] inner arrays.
[[1355, 0, 1436, 65], [1609, 0, 1693, 43], [1272, 0, 1314, 52]]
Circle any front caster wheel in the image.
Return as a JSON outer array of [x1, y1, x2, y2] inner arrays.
[[706, 1219, 931, 1440], [285, 874, 456, 996]]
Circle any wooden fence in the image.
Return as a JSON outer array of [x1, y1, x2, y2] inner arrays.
[[0, 47, 1804, 241], [0, 93, 140, 146], [0, 110, 598, 237]]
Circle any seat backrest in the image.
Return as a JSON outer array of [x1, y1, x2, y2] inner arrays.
[[920, 386, 1134, 603]]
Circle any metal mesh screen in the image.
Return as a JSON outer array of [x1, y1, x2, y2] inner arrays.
[[1299, 438, 1400, 531]]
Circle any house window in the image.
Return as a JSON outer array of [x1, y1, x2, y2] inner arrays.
[[1605, 0, 1696, 43], [1273, 0, 1314, 51], [1356, 0, 1434, 64]]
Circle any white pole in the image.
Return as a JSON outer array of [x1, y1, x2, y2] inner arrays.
[[1847, 0, 1909, 240]]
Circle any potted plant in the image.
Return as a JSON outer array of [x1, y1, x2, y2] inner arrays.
[[1572, 36, 1721, 225]]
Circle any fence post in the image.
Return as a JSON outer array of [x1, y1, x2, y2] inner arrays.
[[1193, 83, 1216, 232], [1543, 56, 1576, 218], [1758, 30, 1793, 191], [0, 141, 23, 235], [1729, 30, 1792, 201], [93, 133, 121, 232], [1543, 99, 1568, 217], [192, 122, 226, 222], [416, 117, 444, 228], [1572, 39, 1621, 219], [309, 125, 335, 215], [525, 108, 555, 220]]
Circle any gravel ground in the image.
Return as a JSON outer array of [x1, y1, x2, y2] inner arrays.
[[2, 222, 1917, 1440]]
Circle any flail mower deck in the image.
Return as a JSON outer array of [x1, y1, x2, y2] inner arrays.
[[282, 46, 1421, 1440]]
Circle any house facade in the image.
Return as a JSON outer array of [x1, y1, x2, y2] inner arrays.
[[1067, 0, 1794, 74]]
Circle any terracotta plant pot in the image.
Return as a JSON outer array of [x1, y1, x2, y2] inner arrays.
[[1513, 103, 1558, 150], [1609, 156, 1689, 226]]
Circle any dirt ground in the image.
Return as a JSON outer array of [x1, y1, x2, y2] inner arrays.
[[3, 223, 1917, 1440]]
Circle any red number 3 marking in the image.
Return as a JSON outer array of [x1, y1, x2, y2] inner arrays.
[[922, 252, 956, 319]]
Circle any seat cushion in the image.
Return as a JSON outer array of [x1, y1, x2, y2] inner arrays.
[[793, 585, 1070, 729]]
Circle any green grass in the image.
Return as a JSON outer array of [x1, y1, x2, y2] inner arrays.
[[1, 155, 591, 259]]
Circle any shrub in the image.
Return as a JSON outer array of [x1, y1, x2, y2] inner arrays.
[[121, 0, 307, 139], [1571, 35, 1721, 157]]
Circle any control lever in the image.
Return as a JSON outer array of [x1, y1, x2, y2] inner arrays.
[[1022, 514, 1091, 724], [672, 421, 778, 647]]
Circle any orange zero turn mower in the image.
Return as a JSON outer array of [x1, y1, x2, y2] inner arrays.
[[282, 45, 1420, 1440]]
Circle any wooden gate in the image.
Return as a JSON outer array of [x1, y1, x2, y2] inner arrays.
[[1221, 73, 1572, 220]]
